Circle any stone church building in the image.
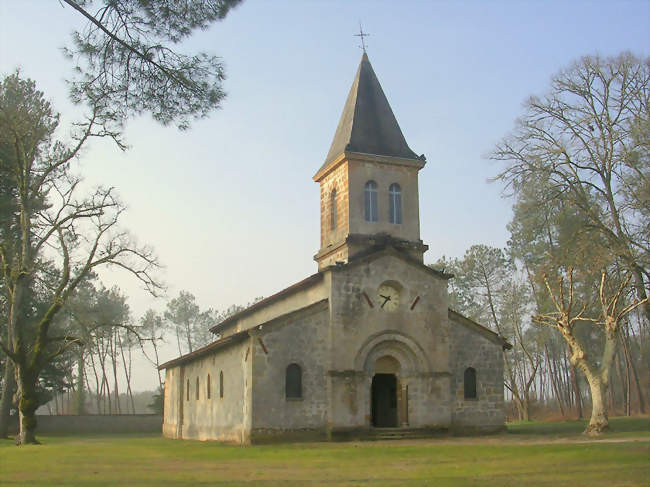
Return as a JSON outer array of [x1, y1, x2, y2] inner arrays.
[[160, 53, 510, 444]]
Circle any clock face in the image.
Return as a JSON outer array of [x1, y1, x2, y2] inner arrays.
[[377, 284, 400, 311]]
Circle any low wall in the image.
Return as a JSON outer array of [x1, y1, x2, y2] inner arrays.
[[8, 414, 162, 435]]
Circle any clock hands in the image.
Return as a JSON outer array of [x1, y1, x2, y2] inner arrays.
[[379, 294, 391, 308]]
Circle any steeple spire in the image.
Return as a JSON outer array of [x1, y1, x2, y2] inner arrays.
[[316, 53, 419, 177]]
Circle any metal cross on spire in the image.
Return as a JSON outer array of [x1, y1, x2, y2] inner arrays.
[[354, 23, 370, 52]]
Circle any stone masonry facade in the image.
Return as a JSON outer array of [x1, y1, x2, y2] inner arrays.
[[449, 311, 506, 431], [160, 251, 508, 443]]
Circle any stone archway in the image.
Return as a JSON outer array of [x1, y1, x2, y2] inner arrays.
[[355, 331, 431, 375], [355, 332, 430, 429]]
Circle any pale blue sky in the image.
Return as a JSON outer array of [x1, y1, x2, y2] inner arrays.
[[1, 0, 648, 389]]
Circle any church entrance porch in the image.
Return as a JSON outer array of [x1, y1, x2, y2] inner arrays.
[[371, 373, 397, 427]]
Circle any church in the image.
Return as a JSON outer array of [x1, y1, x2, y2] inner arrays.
[[160, 53, 510, 444]]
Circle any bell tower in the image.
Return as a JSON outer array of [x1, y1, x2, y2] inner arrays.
[[314, 53, 428, 270]]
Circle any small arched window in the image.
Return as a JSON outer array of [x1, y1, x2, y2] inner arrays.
[[286, 363, 302, 399], [464, 367, 477, 399], [364, 181, 378, 222], [207, 374, 211, 399], [196, 377, 200, 400], [389, 183, 402, 224], [219, 371, 224, 398], [330, 189, 337, 230], [186, 379, 190, 401]]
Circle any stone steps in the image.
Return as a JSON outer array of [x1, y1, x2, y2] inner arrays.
[[364, 427, 449, 441]]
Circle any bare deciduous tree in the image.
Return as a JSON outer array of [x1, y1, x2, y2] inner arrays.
[[492, 53, 650, 324], [0, 73, 160, 444], [534, 269, 647, 434]]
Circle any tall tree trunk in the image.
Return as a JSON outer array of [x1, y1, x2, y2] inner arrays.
[[561, 349, 570, 408], [546, 345, 565, 417], [117, 332, 135, 414], [583, 372, 609, 435], [88, 348, 102, 414], [631, 266, 650, 327], [0, 360, 16, 438], [175, 330, 183, 357], [613, 351, 625, 414], [73, 354, 86, 415], [578, 329, 617, 436], [185, 321, 193, 354], [83, 372, 94, 413], [619, 346, 631, 416], [621, 324, 646, 413], [97, 337, 111, 414], [570, 364, 582, 419], [109, 331, 121, 414], [521, 397, 530, 421], [512, 395, 525, 421], [16, 366, 39, 445], [151, 338, 163, 391], [503, 353, 526, 420]]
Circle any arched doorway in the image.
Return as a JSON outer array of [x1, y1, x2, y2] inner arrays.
[[357, 334, 429, 429], [371, 373, 397, 427], [371, 356, 400, 427]]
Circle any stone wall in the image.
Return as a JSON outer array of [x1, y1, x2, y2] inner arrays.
[[319, 160, 349, 249], [220, 277, 328, 339], [250, 301, 330, 442], [162, 337, 251, 443], [448, 315, 506, 433], [347, 155, 422, 244], [7, 414, 161, 435]]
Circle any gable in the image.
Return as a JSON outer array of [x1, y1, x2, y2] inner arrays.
[[158, 329, 250, 370], [210, 273, 327, 336], [448, 309, 511, 350], [330, 244, 452, 281]]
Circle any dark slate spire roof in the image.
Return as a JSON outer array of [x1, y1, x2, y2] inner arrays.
[[318, 52, 419, 175]]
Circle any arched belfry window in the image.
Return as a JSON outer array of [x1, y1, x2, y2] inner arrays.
[[389, 183, 402, 224], [364, 181, 378, 222], [286, 363, 302, 399], [464, 367, 477, 399], [330, 189, 337, 230]]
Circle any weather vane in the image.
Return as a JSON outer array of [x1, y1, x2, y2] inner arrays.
[[354, 23, 370, 53]]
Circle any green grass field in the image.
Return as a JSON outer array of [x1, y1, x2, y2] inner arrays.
[[1, 417, 648, 486]]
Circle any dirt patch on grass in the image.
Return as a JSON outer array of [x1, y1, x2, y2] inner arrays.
[[315, 434, 650, 448]]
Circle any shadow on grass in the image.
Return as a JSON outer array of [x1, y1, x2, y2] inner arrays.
[[507, 416, 650, 436]]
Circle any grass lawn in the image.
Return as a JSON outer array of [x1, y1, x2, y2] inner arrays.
[[1, 417, 648, 486]]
